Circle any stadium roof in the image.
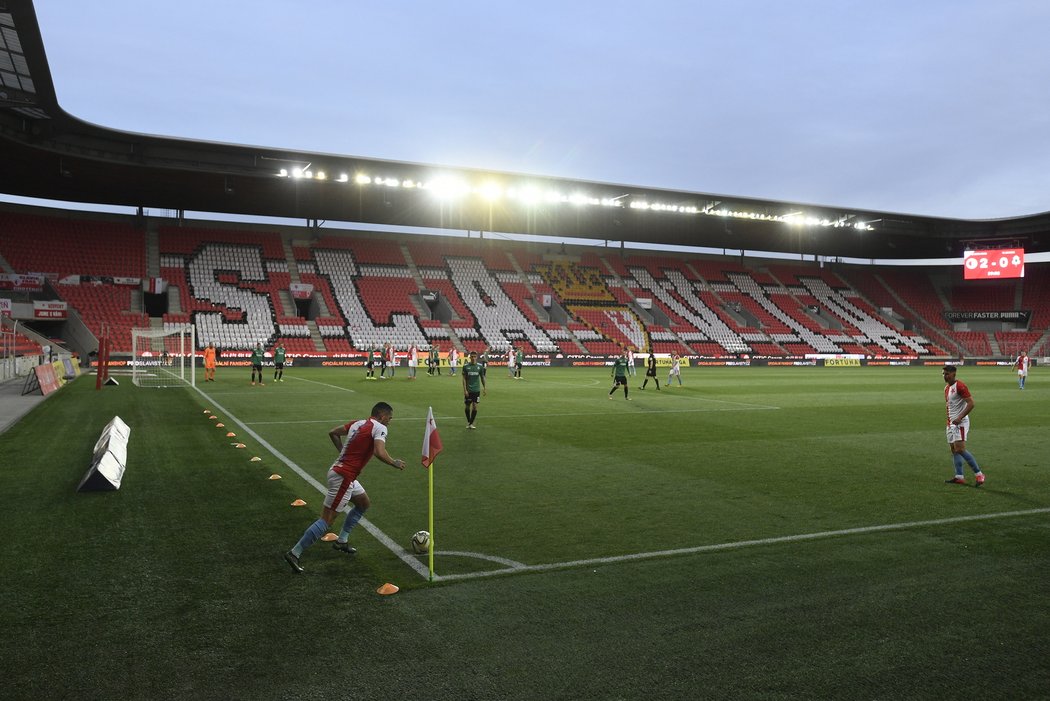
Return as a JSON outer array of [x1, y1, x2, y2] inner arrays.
[[2, 1, 1049, 260]]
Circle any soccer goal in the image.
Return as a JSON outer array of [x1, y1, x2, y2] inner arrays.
[[131, 324, 196, 388]]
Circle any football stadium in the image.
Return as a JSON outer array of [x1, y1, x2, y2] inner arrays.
[[2, 3, 1049, 699]]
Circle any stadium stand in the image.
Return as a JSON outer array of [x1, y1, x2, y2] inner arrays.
[[158, 225, 284, 260], [1, 325, 43, 358], [444, 257, 557, 352], [314, 248, 426, 350], [0, 212, 145, 279], [55, 283, 148, 352], [3, 210, 1047, 360]]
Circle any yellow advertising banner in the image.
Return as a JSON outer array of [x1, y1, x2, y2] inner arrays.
[[825, 358, 861, 367]]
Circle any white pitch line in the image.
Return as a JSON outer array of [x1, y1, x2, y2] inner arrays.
[[432, 507, 1050, 582], [509, 378, 602, 387], [287, 375, 357, 393], [193, 384, 428, 578], [683, 396, 781, 410], [245, 404, 778, 426]]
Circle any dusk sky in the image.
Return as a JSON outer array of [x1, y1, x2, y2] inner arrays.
[[32, 1, 1050, 221]]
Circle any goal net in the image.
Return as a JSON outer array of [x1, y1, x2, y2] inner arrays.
[[131, 324, 196, 388]]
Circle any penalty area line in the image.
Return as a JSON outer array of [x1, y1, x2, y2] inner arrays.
[[193, 385, 428, 579], [433, 507, 1050, 582]]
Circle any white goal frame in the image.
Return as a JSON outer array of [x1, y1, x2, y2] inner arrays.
[[131, 324, 196, 388]]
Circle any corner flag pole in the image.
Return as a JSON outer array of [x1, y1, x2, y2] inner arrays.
[[428, 458, 435, 582], [422, 406, 442, 583]]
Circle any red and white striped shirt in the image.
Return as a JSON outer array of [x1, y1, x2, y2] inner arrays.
[[945, 380, 972, 425], [331, 418, 387, 481]]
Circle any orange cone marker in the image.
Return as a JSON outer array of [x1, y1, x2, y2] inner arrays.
[[377, 583, 399, 596], [250, 456, 262, 462], [291, 499, 307, 507], [268, 474, 282, 480], [215, 423, 225, 428], [226, 432, 236, 437], [320, 533, 338, 542]]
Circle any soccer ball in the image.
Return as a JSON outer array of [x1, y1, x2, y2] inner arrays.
[[410, 530, 430, 554]]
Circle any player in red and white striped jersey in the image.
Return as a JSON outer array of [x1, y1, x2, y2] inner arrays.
[[1015, 351, 1030, 390], [943, 365, 985, 487], [284, 402, 406, 573]]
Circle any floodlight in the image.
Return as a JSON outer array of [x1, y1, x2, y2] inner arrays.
[[355, 174, 372, 185], [512, 186, 542, 204], [478, 181, 503, 201], [428, 176, 470, 200]]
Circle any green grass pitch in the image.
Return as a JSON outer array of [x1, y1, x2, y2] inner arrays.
[[2, 365, 1048, 699]]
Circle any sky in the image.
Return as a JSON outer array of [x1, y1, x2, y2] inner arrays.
[[30, 0, 1050, 221]]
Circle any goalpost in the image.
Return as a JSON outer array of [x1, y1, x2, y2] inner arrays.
[[131, 324, 196, 388]]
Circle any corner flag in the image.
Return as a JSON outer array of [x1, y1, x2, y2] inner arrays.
[[421, 407, 442, 582], [422, 406, 442, 468]]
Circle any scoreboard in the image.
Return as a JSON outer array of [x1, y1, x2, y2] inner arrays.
[[963, 248, 1025, 280]]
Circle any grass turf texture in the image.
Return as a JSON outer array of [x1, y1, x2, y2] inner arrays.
[[2, 366, 1048, 699]]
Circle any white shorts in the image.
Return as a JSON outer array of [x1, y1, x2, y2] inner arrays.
[[1018, 369, 1028, 377], [946, 420, 970, 445], [323, 468, 366, 513]]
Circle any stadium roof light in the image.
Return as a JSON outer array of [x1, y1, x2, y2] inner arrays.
[[508, 186, 542, 204], [477, 181, 503, 201], [277, 164, 877, 231], [427, 175, 470, 200]]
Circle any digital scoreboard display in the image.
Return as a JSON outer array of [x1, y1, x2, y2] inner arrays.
[[963, 248, 1024, 280]]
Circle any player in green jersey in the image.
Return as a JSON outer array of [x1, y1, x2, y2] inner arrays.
[[272, 343, 286, 382], [249, 343, 265, 386], [609, 351, 631, 400], [461, 351, 487, 428]]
